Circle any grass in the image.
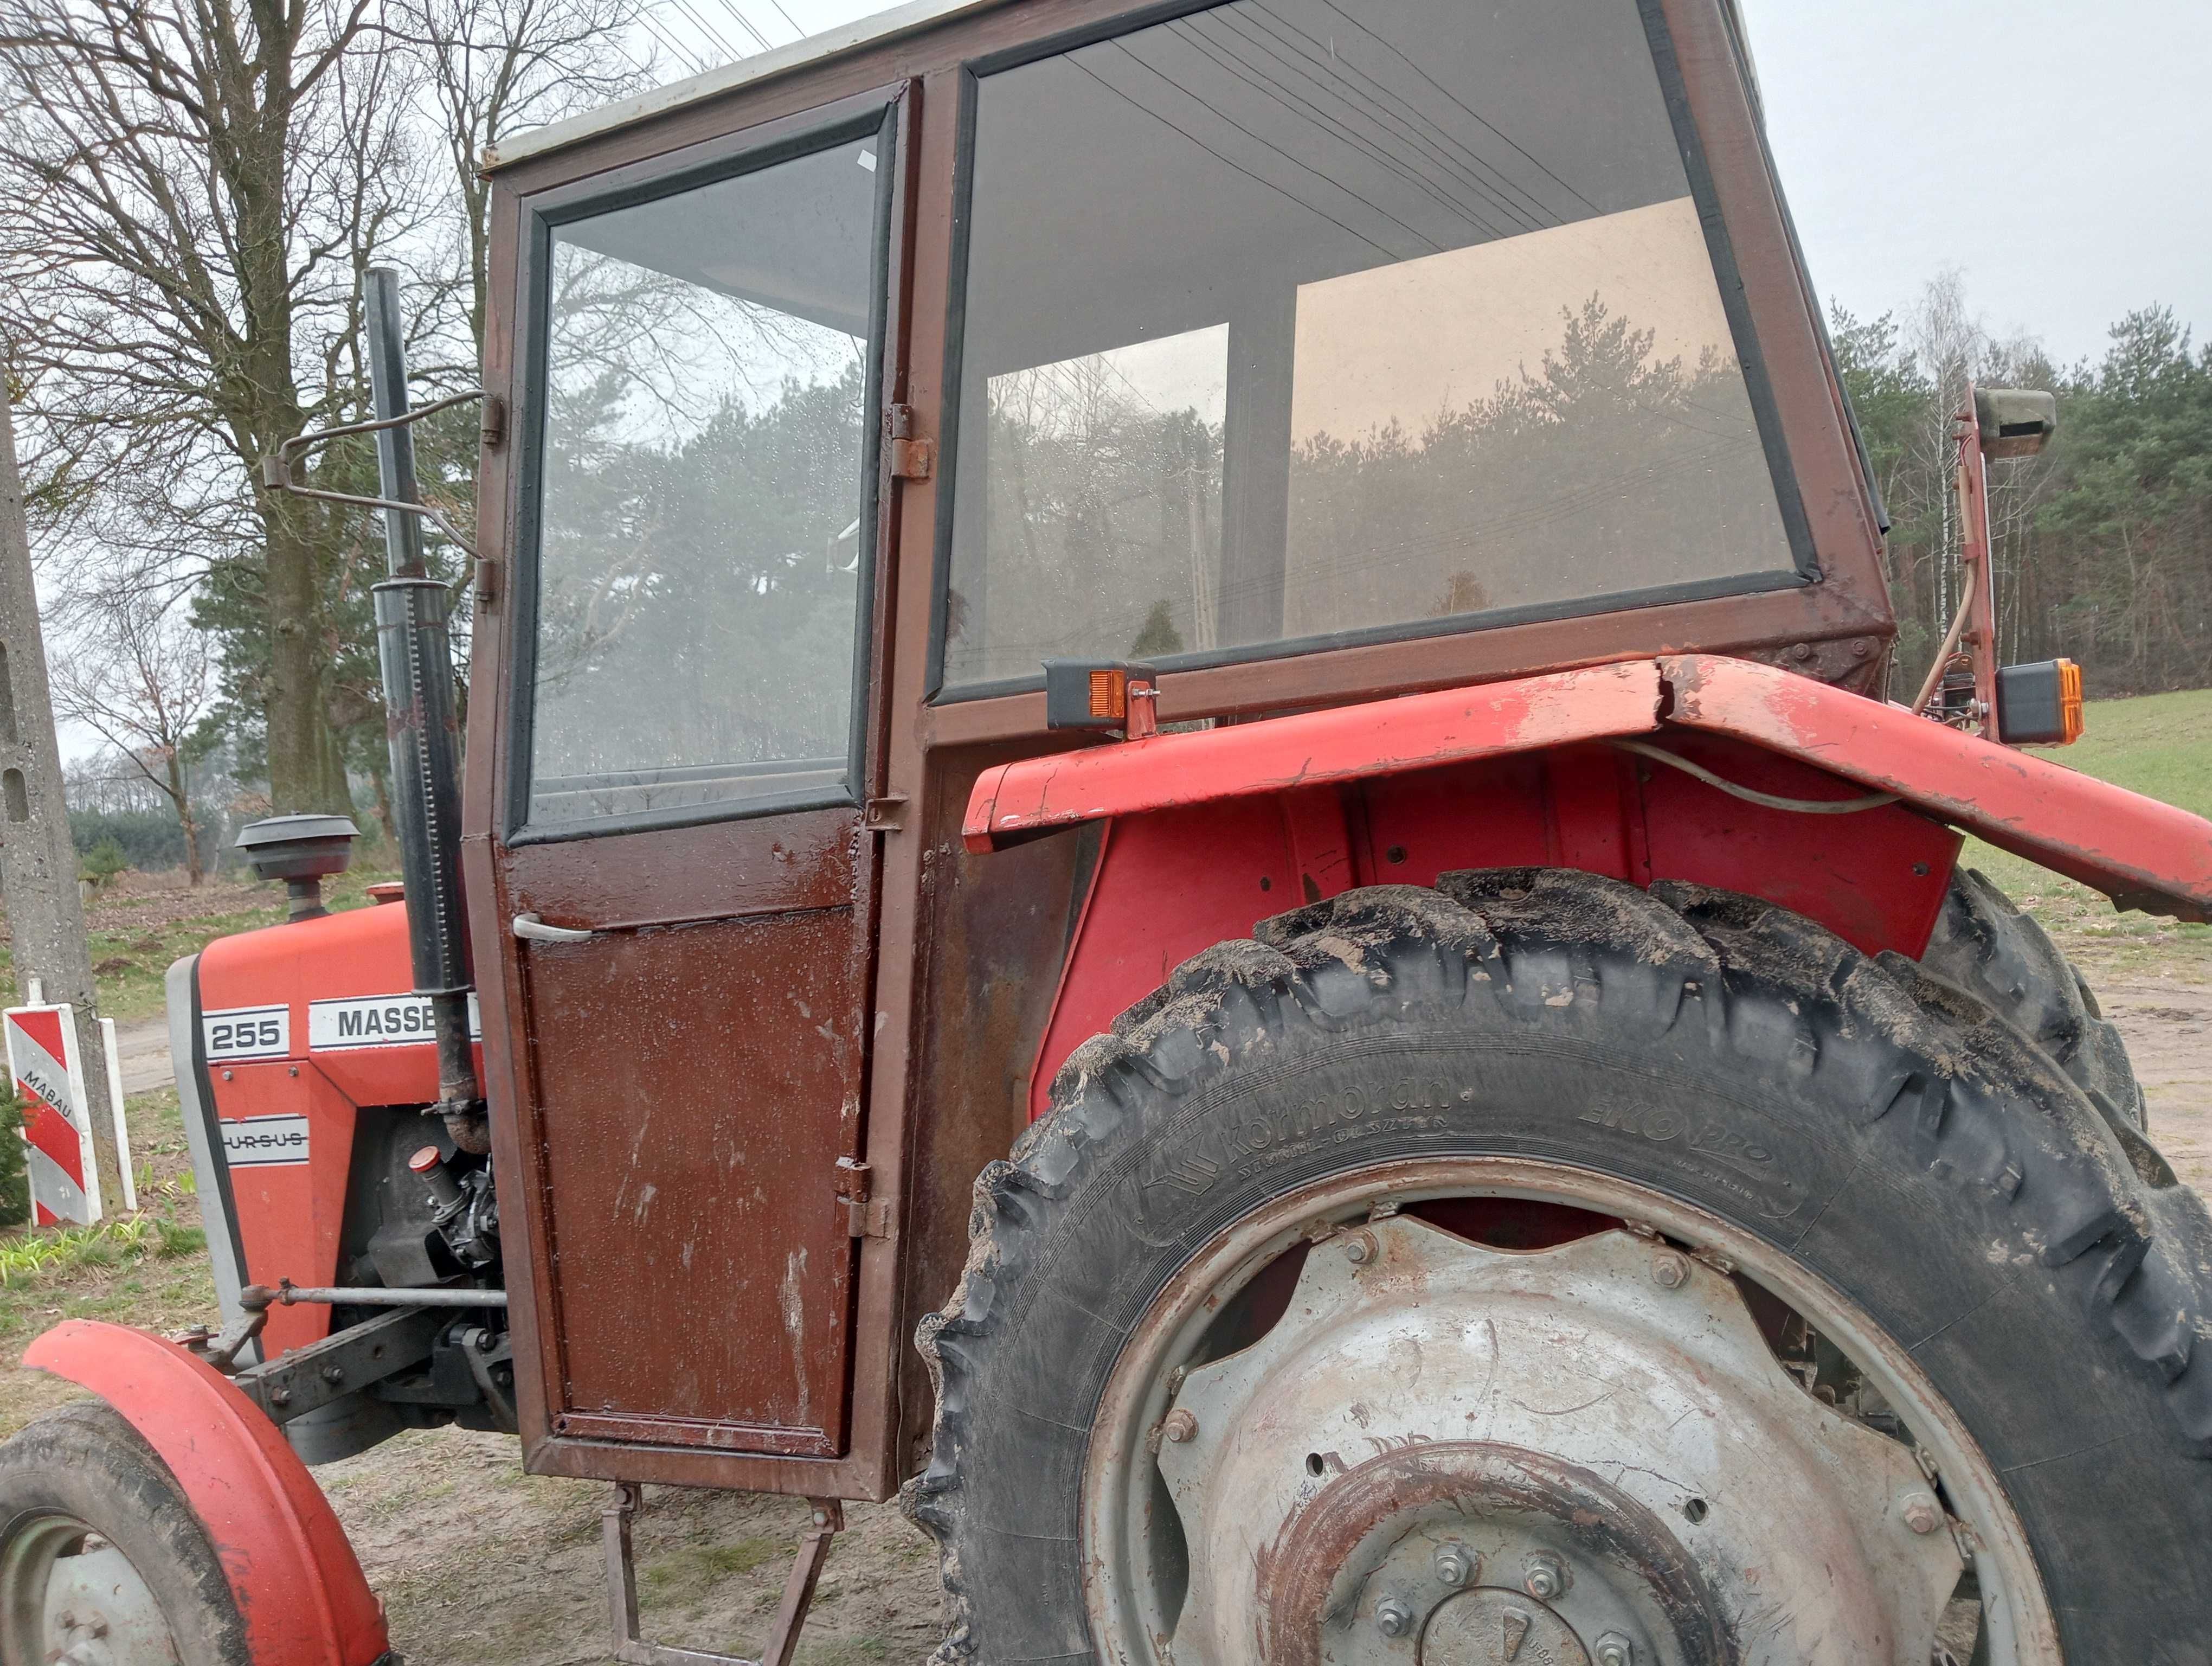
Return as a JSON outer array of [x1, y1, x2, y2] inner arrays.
[[0, 860, 399, 1024], [1958, 687, 2212, 982], [0, 1086, 217, 1420], [0, 1215, 204, 1285]]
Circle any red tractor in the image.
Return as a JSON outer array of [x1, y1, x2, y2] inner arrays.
[[4, 0, 2209, 1659]]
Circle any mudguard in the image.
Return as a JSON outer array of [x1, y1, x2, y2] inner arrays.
[[964, 653, 2212, 924], [24, 1319, 389, 1666]]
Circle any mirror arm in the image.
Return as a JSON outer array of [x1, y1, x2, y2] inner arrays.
[[259, 389, 484, 558]]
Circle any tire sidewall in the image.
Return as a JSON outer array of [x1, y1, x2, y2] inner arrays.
[[949, 957, 2212, 1662], [0, 1402, 246, 1666]]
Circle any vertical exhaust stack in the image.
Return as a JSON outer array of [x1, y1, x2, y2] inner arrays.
[[365, 266, 486, 1154]]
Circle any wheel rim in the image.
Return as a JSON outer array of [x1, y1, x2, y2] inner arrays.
[[0, 1508, 182, 1665], [1082, 1157, 2057, 1666]]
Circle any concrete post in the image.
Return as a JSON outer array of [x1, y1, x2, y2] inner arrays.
[[0, 388, 125, 1212]]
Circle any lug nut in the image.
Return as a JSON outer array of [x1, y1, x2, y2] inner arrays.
[[1433, 1545, 1474, 1588], [1522, 1551, 1568, 1601], [1901, 1491, 1944, 1535], [1162, 1409, 1198, 1444], [1343, 1230, 1378, 1266], [1375, 1599, 1414, 1638], [1594, 1635, 1633, 1666], [1650, 1251, 1690, 1289]]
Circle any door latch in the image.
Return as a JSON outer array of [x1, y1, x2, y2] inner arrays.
[[512, 912, 595, 943]]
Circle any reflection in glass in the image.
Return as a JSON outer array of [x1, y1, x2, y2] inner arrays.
[[529, 137, 881, 827], [944, 0, 1795, 689], [975, 325, 1226, 665]]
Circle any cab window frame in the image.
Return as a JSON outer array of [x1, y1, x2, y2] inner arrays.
[[924, 0, 1819, 706], [503, 89, 902, 847]]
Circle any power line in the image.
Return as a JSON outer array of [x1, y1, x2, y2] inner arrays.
[[710, 0, 776, 53], [1201, 10, 1543, 239], [1223, 7, 1549, 234], [1104, 40, 1439, 255], [636, 10, 716, 76], [664, 0, 745, 62], [1163, 18, 1515, 245], [1298, 0, 1596, 216], [1064, 57, 1397, 262]]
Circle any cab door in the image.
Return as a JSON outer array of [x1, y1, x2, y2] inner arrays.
[[480, 91, 908, 1463]]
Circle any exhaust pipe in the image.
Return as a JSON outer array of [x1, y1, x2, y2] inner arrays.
[[366, 268, 486, 1153]]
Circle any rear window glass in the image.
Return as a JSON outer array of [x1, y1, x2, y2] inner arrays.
[[940, 0, 1799, 693]]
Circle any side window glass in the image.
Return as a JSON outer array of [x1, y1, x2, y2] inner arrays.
[[525, 133, 884, 830], [942, 0, 1799, 691]]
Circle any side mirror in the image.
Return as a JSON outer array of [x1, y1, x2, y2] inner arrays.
[[1975, 387, 2057, 458]]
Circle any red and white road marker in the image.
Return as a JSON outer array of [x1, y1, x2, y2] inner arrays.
[[5, 1003, 106, 1225]]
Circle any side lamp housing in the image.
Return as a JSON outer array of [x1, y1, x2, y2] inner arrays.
[[1995, 658, 2085, 746], [1975, 387, 2058, 458]]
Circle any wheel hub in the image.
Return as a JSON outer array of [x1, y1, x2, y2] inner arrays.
[[1423, 1588, 1587, 1666], [0, 1519, 177, 1666], [1144, 1214, 1963, 1664]]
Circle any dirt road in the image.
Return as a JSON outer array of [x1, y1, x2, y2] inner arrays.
[[113, 1014, 174, 1094]]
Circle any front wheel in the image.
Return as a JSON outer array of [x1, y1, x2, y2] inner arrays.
[[908, 870, 2212, 1664], [0, 1401, 247, 1665]]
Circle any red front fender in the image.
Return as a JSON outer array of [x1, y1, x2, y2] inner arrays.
[[23, 1320, 389, 1666]]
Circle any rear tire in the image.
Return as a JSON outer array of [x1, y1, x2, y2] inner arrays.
[[0, 1400, 247, 1666], [908, 870, 2212, 1663], [1922, 867, 2147, 1132]]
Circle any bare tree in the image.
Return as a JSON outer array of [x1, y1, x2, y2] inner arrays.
[[0, 0, 423, 815], [52, 592, 216, 885], [398, 0, 654, 353]]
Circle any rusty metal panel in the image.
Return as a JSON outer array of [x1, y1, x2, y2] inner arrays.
[[527, 909, 863, 1455]]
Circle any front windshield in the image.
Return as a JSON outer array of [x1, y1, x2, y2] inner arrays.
[[941, 0, 1801, 693]]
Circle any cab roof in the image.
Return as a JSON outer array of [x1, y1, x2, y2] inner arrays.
[[483, 0, 996, 172]]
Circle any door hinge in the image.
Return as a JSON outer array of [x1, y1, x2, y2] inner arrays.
[[864, 794, 908, 831], [835, 1157, 891, 1238], [886, 404, 933, 480]]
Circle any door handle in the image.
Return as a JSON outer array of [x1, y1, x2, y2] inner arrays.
[[512, 912, 595, 943]]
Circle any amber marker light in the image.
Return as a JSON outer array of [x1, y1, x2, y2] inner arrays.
[[1089, 668, 1127, 723]]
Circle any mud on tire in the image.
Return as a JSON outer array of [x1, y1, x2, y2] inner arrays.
[[905, 868, 2212, 1664]]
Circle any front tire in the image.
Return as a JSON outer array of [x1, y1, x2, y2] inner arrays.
[[908, 870, 2212, 1664], [0, 1401, 247, 1665]]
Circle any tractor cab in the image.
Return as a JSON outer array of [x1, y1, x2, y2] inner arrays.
[[459, 0, 1895, 1500], [10, 1, 2212, 1663]]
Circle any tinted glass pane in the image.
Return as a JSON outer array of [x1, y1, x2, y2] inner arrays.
[[945, 0, 1793, 689], [528, 136, 881, 828]]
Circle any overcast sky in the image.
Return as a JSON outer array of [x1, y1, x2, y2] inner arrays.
[[1742, 0, 2212, 369]]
